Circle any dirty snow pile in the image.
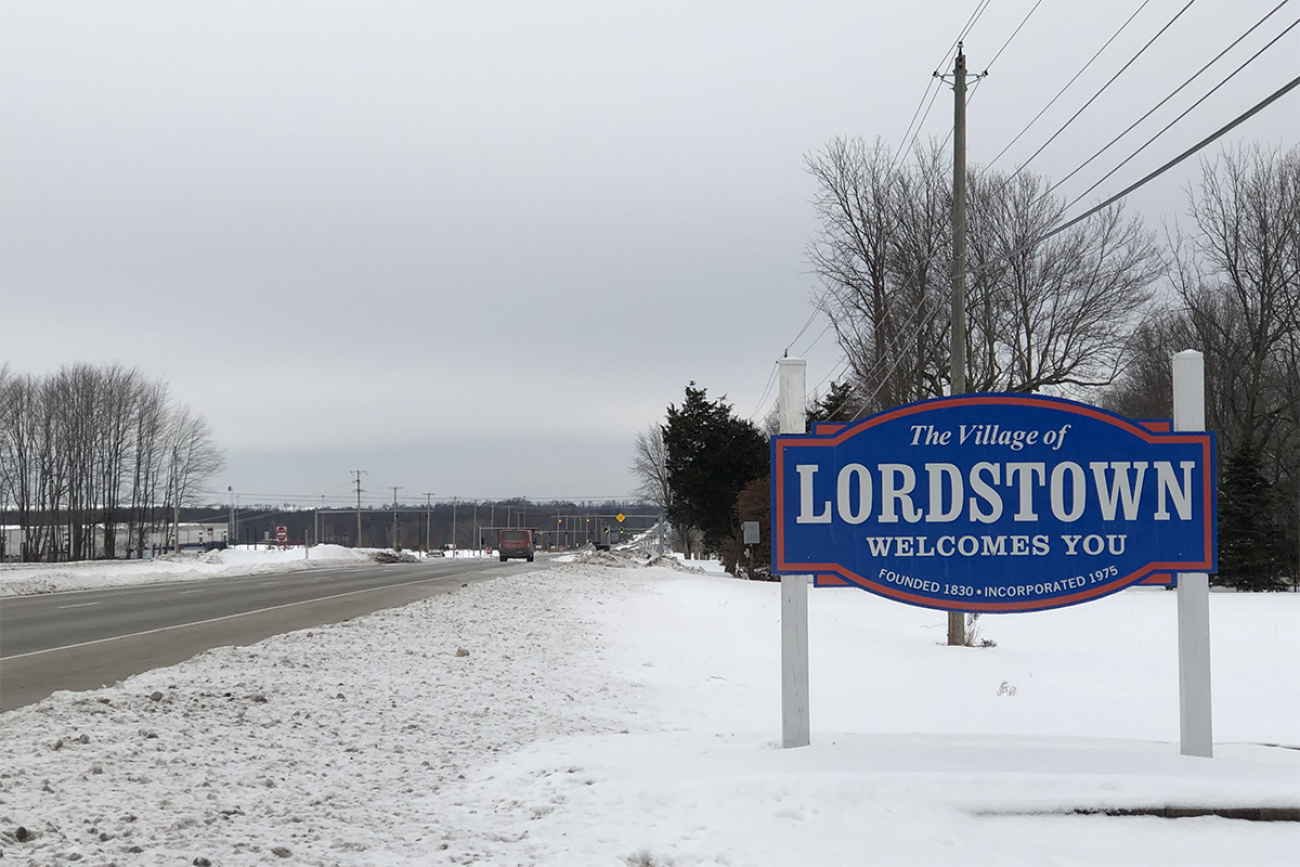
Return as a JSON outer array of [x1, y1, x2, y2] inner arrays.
[[2, 559, 1299, 865], [0, 546, 399, 597]]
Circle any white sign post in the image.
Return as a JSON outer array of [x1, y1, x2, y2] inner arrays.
[[1174, 349, 1213, 758], [778, 357, 810, 748]]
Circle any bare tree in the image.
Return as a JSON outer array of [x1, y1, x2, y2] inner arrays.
[[1105, 146, 1300, 587], [966, 171, 1161, 392], [807, 136, 1161, 416], [630, 422, 671, 512], [0, 364, 224, 562], [1174, 146, 1300, 455]]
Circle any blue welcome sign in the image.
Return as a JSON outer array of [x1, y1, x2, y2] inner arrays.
[[771, 395, 1216, 613]]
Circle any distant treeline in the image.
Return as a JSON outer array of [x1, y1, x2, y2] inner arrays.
[[0, 363, 223, 562], [219, 500, 657, 551]]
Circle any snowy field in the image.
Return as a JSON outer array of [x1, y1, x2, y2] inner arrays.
[[0, 545, 490, 597], [1, 552, 1299, 865]]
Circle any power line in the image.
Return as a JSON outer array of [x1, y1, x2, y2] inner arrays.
[[848, 300, 953, 421], [749, 361, 780, 422], [981, 0, 1152, 176], [834, 68, 1300, 424], [960, 0, 994, 43], [958, 67, 1300, 289], [1044, 0, 1291, 201], [797, 321, 834, 358], [1060, 14, 1300, 214], [1012, 0, 1197, 179], [893, 0, 988, 169], [984, 0, 1044, 72], [783, 307, 819, 355]]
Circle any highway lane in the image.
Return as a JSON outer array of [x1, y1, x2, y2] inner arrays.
[[0, 556, 543, 711]]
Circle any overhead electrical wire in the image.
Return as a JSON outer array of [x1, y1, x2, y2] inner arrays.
[[763, 1, 992, 424], [797, 321, 835, 358], [749, 362, 781, 422], [1006, 0, 1198, 181], [1043, 0, 1291, 200], [809, 5, 1300, 426], [783, 307, 820, 355], [964, 68, 1300, 284], [1060, 14, 1300, 213], [892, 0, 989, 169], [980, 0, 1152, 176], [983, 0, 1044, 73]]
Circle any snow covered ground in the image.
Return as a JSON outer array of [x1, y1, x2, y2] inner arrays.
[[0, 545, 490, 597], [1, 552, 1298, 865]]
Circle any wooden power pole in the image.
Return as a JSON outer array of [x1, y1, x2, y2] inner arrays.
[[948, 43, 970, 648], [352, 470, 366, 548]]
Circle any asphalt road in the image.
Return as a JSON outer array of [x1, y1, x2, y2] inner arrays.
[[0, 556, 543, 712]]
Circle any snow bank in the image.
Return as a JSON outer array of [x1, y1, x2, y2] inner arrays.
[[1, 562, 1297, 865], [0, 545, 380, 596]]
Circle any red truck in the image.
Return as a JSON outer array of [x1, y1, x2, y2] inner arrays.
[[498, 528, 535, 562]]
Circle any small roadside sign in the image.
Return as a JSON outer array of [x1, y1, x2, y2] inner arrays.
[[616, 513, 625, 523], [276, 526, 288, 543]]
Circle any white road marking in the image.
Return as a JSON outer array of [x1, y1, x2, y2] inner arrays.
[[0, 570, 502, 660], [56, 602, 102, 610]]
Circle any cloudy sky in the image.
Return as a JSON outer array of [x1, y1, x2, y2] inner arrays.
[[2, 1, 1296, 508]]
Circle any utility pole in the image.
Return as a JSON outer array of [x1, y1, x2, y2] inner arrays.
[[473, 502, 479, 553], [451, 497, 458, 556], [950, 43, 968, 402], [948, 44, 968, 648], [946, 43, 974, 648], [422, 492, 435, 552], [173, 447, 181, 555], [390, 486, 402, 550], [351, 470, 366, 548], [228, 486, 235, 548]]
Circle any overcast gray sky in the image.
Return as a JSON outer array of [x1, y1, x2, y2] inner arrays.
[[2, 1, 1296, 508]]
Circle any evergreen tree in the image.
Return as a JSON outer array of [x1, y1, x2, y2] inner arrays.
[[663, 383, 767, 553], [807, 380, 860, 426], [1218, 443, 1286, 591]]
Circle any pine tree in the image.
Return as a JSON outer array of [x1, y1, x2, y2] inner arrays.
[[807, 380, 859, 426], [1217, 443, 1286, 591], [663, 383, 767, 554]]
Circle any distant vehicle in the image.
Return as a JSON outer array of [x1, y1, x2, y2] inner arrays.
[[425, 550, 445, 558], [498, 529, 535, 562]]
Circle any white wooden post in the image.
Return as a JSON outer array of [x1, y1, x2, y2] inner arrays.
[[1173, 349, 1213, 758], [778, 357, 810, 748]]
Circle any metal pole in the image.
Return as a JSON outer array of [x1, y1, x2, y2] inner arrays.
[[1174, 349, 1213, 758], [390, 486, 402, 551], [947, 44, 969, 648], [778, 356, 810, 749], [352, 470, 365, 548], [452, 497, 458, 556], [173, 447, 181, 555], [423, 492, 434, 553]]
